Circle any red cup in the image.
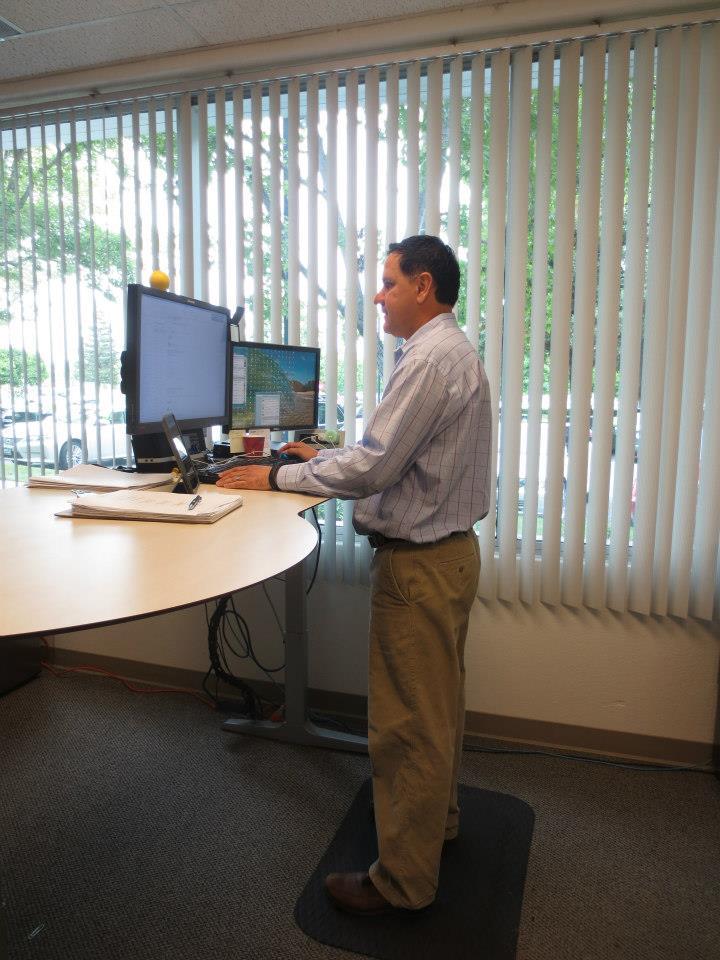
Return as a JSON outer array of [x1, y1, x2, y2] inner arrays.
[[242, 435, 264, 456]]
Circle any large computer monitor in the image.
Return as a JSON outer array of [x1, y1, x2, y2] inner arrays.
[[230, 341, 320, 433], [123, 284, 231, 436]]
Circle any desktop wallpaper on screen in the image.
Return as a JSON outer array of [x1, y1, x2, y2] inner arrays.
[[230, 344, 318, 430]]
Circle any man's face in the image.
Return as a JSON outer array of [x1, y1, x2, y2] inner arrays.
[[373, 253, 421, 339]]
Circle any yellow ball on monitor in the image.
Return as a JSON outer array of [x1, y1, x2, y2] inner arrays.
[[149, 269, 170, 291]]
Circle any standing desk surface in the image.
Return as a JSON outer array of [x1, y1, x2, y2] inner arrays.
[[0, 484, 325, 640]]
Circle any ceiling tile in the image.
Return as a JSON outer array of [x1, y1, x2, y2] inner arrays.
[[0, 9, 204, 82], [0, 1, 156, 33], [171, 0, 466, 45]]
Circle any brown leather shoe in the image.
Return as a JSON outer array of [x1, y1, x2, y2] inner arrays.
[[324, 871, 400, 916]]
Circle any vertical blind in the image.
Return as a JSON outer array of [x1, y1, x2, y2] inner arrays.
[[1, 22, 719, 620]]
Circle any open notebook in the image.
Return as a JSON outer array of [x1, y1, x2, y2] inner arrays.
[[56, 489, 243, 524]]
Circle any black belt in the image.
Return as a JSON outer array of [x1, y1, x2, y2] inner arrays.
[[367, 532, 405, 549], [367, 530, 470, 549]]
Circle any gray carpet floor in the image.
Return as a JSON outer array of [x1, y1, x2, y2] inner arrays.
[[1, 670, 719, 960]]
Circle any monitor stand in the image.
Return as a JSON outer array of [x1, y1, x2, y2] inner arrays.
[[132, 429, 207, 472]]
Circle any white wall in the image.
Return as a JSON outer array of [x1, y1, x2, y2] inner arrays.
[[55, 576, 719, 745]]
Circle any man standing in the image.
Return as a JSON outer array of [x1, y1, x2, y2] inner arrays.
[[217, 235, 492, 915]]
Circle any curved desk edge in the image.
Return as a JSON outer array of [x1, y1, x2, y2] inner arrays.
[[0, 485, 325, 639]]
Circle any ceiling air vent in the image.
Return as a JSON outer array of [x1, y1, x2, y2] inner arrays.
[[0, 17, 22, 40]]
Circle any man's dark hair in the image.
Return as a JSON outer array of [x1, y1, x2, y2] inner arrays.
[[387, 235, 461, 307]]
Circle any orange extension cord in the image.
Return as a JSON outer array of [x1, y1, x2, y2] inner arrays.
[[40, 657, 217, 710]]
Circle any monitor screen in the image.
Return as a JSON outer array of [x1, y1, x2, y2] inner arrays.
[[230, 341, 320, 432], [124, 285, 231, 435]]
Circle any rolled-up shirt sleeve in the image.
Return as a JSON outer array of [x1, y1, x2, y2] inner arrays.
[[275, 357, 462, 500]]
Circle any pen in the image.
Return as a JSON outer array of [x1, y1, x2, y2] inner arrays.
[[187, 495, 202, 511]]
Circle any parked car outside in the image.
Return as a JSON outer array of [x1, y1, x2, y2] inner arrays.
[[2, 405, 129, 470], [2, 409, 47, 429]]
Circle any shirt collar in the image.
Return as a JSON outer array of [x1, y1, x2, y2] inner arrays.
[[394, 312, 457, 363]]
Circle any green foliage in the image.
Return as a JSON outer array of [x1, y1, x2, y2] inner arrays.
[[73, 317, 118, 386], [0, 348, 48, 388], [2, 140, 126, 292]]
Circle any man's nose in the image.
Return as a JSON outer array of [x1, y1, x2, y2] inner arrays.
[[373, 290, 383, 305]]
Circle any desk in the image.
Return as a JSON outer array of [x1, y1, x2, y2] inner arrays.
[[0, 484, 367, 752]]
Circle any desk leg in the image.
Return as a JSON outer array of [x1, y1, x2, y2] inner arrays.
[[222, 560, 368, 753]]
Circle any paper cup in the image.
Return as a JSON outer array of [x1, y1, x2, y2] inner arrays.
[[229, 430, 245, 454]]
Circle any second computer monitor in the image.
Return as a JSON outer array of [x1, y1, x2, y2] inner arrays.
[[230, 341, 320, 433]]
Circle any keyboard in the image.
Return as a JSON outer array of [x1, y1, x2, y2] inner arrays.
[[197, 453, 303, 483]]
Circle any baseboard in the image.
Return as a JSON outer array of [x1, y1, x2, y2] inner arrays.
[[462, 712, 714, 770], [49, 647, 715, 770]]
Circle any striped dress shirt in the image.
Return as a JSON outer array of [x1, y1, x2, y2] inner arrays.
[[275, 312, 493, 543]]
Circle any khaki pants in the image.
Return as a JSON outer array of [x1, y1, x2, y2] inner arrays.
[[367, 530, 480, 909]]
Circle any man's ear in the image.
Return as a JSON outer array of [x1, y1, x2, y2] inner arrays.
[[415, 271, 434, 303]]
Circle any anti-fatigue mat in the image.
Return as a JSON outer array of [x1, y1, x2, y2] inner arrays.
[[294, 778, 534, 960]]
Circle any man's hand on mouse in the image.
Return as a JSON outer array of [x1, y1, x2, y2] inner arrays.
[[216, 466, 271, 490], [277, 441, 320, 461]]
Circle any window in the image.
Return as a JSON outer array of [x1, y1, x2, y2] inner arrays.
[[2, 20, 718, 619]]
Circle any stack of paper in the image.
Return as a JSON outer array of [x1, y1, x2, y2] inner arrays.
[[59, 489, 243, 524], [28, 463, 173, 491]]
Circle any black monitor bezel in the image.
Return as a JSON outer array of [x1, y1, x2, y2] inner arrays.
[[124, 284, 232, 436], [229, 340, 321, 433]]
